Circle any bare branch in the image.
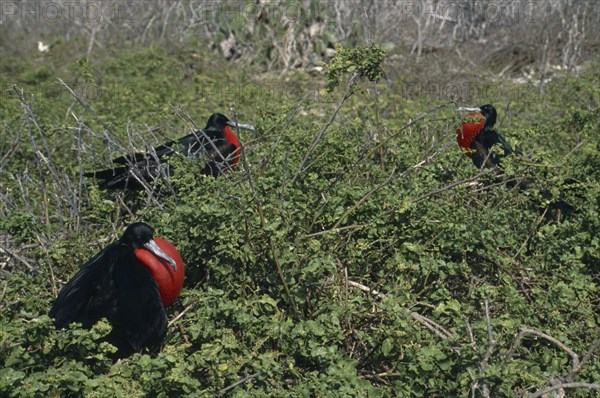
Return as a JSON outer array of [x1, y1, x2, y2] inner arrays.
[[218, 372, 262, 396], [346, 279, 453, 340], [567, 338, 600, 379], [526, 382, 600, 398], [168, 302, 196, 328], [0, 241, 36, 272], [291, 75, 357, 183], [506, 328, 580, 370]]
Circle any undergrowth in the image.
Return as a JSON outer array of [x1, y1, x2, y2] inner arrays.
[[0, 42, 599, 397]]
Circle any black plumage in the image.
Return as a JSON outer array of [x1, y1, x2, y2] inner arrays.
[[49, 222, 175, 355], [85, 113, 254, 191], [459, 104, 514, 168]]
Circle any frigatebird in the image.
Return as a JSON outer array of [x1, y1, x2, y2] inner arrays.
[[85, 113, 255, 191], [456, 104, 577, 217], [456, 104, 513, 168], [49, 222, 185, 355]]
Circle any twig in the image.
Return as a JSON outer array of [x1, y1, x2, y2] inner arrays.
[[347, 280, 385, 299], [469, 301, 497, 398], [411, 170, 487, 203], [218, 372, 262, 395], [346, 279, 453, 340], [463, 316, 476, 346], [408, 309, 455, 340], [56, 79, 114, 134], [481, 302, 496, 397], [231, 108, 299, 318], [506, 328, 580, 370], [567, 337, 600, 380], [526, 382, 600, 398], [303, 224, 366, 239], [291, 75, 357, 183], [0, 241, 36, 272], [167, 302, 195, 328]]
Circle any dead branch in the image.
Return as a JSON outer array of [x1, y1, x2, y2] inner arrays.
[[567, 337, 600, 380], [506, 328, 580, 370], [291, 74, 357, 183], [526, 382, 600, 398], [346, 279, 453, 340], [0, 241, 36, 272], [168, 302, 196, 328], [218, 371, 262, 396]]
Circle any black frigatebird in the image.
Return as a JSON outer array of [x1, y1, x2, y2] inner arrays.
[[456, 104, 577, 217], [49, 222, 185, 356], [85, 113, 255, 191], [456, 104, 513, 168]]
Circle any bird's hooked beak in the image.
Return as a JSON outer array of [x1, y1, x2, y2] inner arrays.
[[143, 239, 177, 271], [457, 107, 481, 113], [227, 120, 255, 132]]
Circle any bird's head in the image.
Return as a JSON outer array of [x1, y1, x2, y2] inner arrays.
[[121, 222, 177, 270], [458, 104, 497, 128], [456, 104, 498, 152], [206, 113, 255, 133]]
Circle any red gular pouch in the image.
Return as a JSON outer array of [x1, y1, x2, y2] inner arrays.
[[134, 237, 185, 305], [457, 112, 486, 156], [223, 125, 241, 168]]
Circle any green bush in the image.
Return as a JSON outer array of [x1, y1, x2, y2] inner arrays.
[[1, 42, 598, 397]]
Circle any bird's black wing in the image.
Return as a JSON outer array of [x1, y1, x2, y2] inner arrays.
[[471, 128, 513, 168], [85, 129, 231, 190], [84, 154, 172, 191], [110, 252, 167, 352], [49, 242, 120, 328], [172, 130, 238, 176], [495, 131, 514, 157], [110, 139, 179, 165], [202, 142, 238, 176]]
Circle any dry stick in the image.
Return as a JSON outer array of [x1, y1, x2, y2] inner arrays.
[[347, 280, 385, 299], [568, 338, 600, 380], [0, 283, 7, 303], [346, 279, 453, 340], [411, 170, 487, 203], [218, 372, 262, 396], [463, 316, 476, 347], [332, 166, 396, 229], [14, 87, 51, 227], [333, 138, 450, 230], [231, 109, 299, 318], [310, 102, 455, 226], [0, 241, 35, 272], [406, 310, 454, 340], [468, 176, 525, 195], [291, 75, 357, 184], [56, 79, 114, 134], [506, 328, 580, 369], [361, 4, 384, 168], [74, 118, 86, 233], [527, 382, 600, 398], [167, 302, 196, 328], [302, 224, 367, 239], [475, 300, 497, 398]]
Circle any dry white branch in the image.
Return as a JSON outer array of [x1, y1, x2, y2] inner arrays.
[[526, 382, 600, 398], [346, 279, 453, 340]]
